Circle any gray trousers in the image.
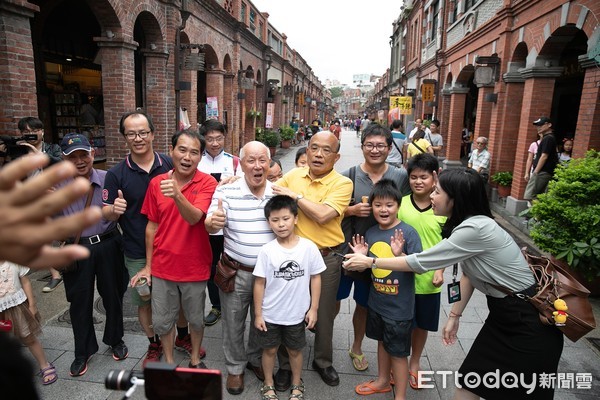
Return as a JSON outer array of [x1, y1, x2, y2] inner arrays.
[[278, 252, 341, 369], [219, 269, 261, 375], [524, 171, 552, 200]]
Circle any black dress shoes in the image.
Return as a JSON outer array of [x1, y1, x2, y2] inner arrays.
[[274, 368, 292, 391], [312, 361, 340, 386]]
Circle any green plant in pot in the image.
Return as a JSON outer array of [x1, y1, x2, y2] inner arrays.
[[491, 171, 513, 186], [279, 125, 295, 148], [529, 150, 600, 283], [491, 171, 513, 197], [258, 129, 279, 148]]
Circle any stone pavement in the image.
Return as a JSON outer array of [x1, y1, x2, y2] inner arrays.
[[24, 129, 600, 399]]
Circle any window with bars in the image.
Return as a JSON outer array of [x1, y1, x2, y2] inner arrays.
[[249, 9, 256, 32], [430, 1, 439, 43], [241, 3, 246, 24]]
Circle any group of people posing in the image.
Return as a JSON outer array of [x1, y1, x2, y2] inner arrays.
[[0, 113, 564, 400]]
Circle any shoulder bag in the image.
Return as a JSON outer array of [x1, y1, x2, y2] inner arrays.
[[496, 249, 596, 342]]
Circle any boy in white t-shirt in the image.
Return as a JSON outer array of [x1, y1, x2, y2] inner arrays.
[[253, 195, 326, 400]]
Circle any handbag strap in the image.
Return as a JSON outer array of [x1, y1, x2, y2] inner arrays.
[[72, 184, 94, 245], [411, 141, 426, 154]]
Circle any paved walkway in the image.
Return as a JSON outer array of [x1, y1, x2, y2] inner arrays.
[[25, 129, 600, 399]]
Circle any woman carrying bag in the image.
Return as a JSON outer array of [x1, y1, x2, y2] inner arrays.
[[343, 168, 563, 400]]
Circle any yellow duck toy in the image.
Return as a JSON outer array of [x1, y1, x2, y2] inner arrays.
[[552, 298, 568, 326]]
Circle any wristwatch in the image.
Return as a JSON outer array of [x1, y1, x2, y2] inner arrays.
[[371, 257, 377, 269], [296, 194, 304, 200]]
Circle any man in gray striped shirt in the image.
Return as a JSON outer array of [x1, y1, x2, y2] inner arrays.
[[205, 141, 274, 395]]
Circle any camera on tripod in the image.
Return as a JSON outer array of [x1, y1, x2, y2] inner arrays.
[[106, 362, 222, 400], [0, 134, 37, 159]]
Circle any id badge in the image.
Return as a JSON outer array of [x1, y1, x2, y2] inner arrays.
[[447, 281, 461, 303]]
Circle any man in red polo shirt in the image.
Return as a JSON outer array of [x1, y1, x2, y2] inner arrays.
[[132, 129, 217, 368]]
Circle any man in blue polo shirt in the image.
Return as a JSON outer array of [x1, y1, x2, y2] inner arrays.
[[103, 111, 194, 365]]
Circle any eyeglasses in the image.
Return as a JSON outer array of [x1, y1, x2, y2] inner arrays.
[[205, 136, 225, 144], [124, 131, 151, 140], [20, 129, 42, 134], [309, 144, 336, 156], [362, 143, 389, 151], [476, 141, 486, 145]]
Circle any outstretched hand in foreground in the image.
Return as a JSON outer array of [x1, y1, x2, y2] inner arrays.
[[0, 154, 101, 268]]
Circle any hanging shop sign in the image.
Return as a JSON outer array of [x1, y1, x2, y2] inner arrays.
[[421, 83, 435, 102], [265, 103, 275, 128], [206, 97, 219, 120], [390, 96, 412, 115]]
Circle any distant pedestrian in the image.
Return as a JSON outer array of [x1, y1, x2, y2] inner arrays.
[[386, 119, 406, 167], [468, 136, 490, 182], [295, 147, 307, 167], [524, 117, 558, 201]]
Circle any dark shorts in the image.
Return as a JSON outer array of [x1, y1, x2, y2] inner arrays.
[[336, 272, 370, 307], [366, 308, 412, 358], [257, 321, 306, 351], [413, 293, 441, 331]]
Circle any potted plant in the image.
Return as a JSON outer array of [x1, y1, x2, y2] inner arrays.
[[247, 109, 262, 120], [258, 129, 279, 156], [491, 171, 513, 197], [279, 125, 296, 149], [529, 150, 600, 291]]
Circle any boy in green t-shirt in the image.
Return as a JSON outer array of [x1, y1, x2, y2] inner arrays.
[[397, 153, 446, 390]]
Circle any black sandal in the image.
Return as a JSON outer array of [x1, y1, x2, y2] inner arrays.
[[261, 384, 278, 400]]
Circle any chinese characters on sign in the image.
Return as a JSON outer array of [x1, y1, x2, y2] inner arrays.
[[421, 83, 435, 102], [265, 103, 274, 128], [390, 96, 413, 115]]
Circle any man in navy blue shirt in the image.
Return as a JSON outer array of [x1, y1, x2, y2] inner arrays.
[[102, 111, 174, 365]]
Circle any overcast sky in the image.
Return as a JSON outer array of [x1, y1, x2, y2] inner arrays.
[[251, 0, 403, 86]]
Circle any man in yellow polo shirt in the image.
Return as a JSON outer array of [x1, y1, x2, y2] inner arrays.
[[272, 131, 352, 388]]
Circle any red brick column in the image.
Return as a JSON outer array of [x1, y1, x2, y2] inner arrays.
[[575, 59, 600, 158], [143, 50, 170, 152], [0, 1, 39, 134], [474, 86, 494, 143], [205, 69, 225, 127], [222, 72, 237, 154], [512, 67, 562, 198], [440, 90, 452, 158], [95, 39, 138, 166], [444, 88, 468, 167]]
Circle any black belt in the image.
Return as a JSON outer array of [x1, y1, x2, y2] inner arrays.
[[68, 229, 120, 246], [318, 244, 343, 257]]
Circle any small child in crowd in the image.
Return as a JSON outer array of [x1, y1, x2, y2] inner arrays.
[[294, 147, 307, 167], [559, 137, 573, 163], [253, 195, 325, 400], [350, 179, 422, 400], [398, 153, 446, 389], [0, 260, 57, 386]]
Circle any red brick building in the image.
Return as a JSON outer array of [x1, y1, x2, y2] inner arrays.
[[374, 0, 599, 214], [0, 0, 327, 166]]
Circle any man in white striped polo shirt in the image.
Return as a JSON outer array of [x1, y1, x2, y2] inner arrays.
[[205, 141, 274, 395]]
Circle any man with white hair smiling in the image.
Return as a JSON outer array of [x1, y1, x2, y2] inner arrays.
[[205, 141, 275, 395]]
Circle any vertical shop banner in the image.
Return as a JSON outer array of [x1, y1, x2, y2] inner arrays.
[[265, 103, 275, 128], [206, 97, 219, 120], [377, 110, 385, 122], [390, 96, 412, 115], [421, 83, 435, 102]]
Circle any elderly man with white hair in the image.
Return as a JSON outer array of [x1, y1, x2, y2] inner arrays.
[[205, 141, 275, 395]]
